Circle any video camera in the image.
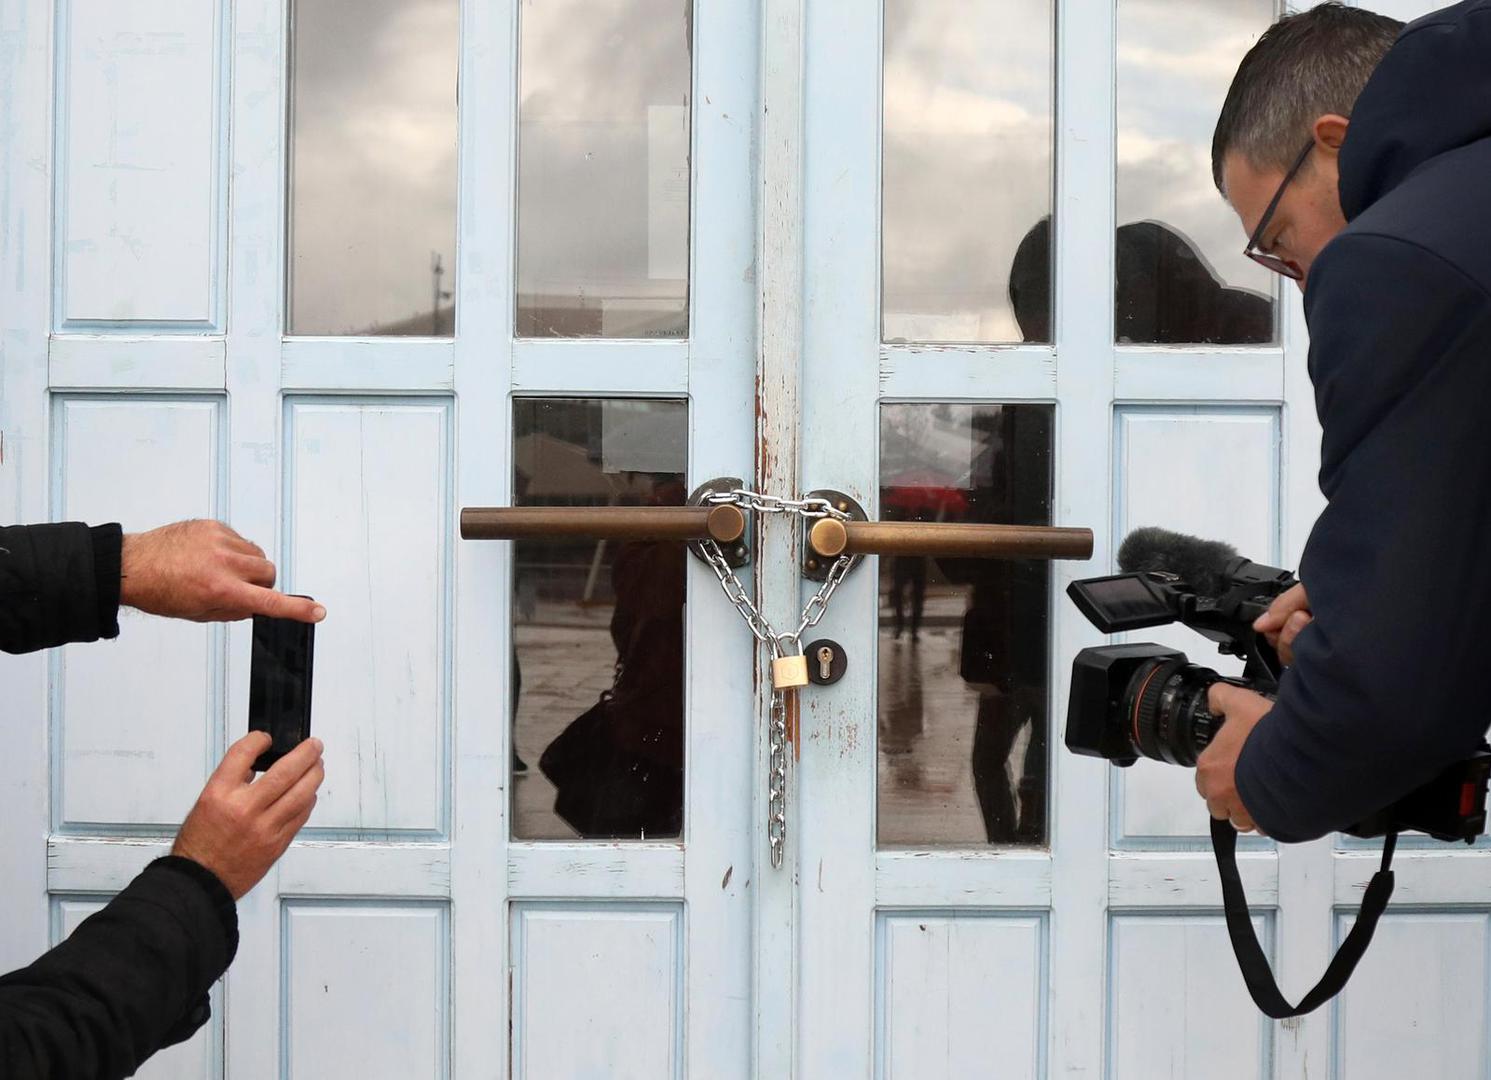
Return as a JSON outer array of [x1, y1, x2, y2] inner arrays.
[[1064, 527, 1491, 843]]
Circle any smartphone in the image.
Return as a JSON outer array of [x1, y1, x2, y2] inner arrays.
[[247, 601, 316, 772]]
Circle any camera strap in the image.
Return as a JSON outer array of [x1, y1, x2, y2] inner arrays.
[[1210, 818, 1397, 1019]]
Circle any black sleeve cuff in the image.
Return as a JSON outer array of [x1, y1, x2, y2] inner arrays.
[[146, 856, 240, 965], [159, 994, 216, 1051], [89, 523, 123, 640]]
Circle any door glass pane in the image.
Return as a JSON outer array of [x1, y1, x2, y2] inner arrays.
[[516, 0, 692, 338], [882, 0, 1055, 345], [512, 398, 688, 840], [1116, 0, 1276, 344], [287, 0, 459, 336], [878, 403, 1053, 847]]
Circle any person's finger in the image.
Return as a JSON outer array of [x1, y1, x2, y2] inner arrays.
[[250, 737, 324, 807], [268, 760, 325, 832], [216, 524, 268, 561], [1253, 608, 1284, 632], [226, 553, 277, 589], [1280, 610, 1312, 647], [230, 581, 326, 623], [1254, 584, 1305, 632], [1206, 797, 1231, 820], [215, 732, 273, 788], [1253, 593, 1292, 631], [275, 794, 319, 848], [229, 536, 267, 560], [1207, 682, 1239, 715]]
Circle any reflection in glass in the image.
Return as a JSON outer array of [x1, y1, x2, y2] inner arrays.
[[1116, 0, 1276, 344], [882, 0, 1054, 344], [287, 0, 459, 336], [516, 0, 692, 338], [878, 404, 1053, 847], [512, 398, 688, 840]]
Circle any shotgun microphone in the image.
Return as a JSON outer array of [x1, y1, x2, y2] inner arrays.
[[1116, 526, 1241, 597]]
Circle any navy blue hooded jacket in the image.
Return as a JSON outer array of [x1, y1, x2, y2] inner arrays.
[[1235, 0, 1491, 842]]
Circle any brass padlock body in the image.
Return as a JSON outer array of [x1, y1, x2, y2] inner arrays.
[[772, 654, 810, 689]]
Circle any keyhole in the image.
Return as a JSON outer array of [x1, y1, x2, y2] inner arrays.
[[817, 646, 834, 680]]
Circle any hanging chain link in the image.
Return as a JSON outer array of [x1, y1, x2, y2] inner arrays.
[[699, 488, 852, 658], [791, 547, 853, 643], [767, 692, 789, 865], [698, 488, 854, 868], [698, 535, 777, 647]]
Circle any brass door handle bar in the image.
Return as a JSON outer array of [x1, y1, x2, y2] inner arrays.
[[460, 504, 747, 544], [809, 519, 1093, 561]]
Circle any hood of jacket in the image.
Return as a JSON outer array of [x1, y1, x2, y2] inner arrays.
[[1339, 0, 1491, 220]]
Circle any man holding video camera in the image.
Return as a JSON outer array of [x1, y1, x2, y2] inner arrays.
[[1197, 1, 1491, 840], [1, 519, 326, 1078]]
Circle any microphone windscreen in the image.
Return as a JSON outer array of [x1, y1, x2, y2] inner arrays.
[[1117, 526, 1239, 596]]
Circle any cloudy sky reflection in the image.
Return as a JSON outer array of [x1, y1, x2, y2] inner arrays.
[[289, 0, 459, 336], [883, 0, 1054, 344], [884, 0, 1275, 345], [516, 0, 692, 338], [285, 0, 1272, 343], [1117, 0, 1276, 335]]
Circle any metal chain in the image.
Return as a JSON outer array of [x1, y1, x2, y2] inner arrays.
[[698, 537, 777, 647], [767, 692, 788, 866], [707, 487, 850, 523], [698, 488, 855, 869], [791, 547, 854, 644]]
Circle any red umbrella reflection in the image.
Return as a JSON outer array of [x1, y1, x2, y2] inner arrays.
[[881, 469, 970, 520]]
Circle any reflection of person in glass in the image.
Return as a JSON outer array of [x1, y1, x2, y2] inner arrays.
[[890, 557, 928, 642], [538, 477, 685, 839], [944, 215, 1277, 845], [1008, 216, 1274, 346], [940, 409, 1053, 844]]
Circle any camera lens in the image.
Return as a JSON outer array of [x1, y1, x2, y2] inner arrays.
[[1122, 658, 1223, 767]]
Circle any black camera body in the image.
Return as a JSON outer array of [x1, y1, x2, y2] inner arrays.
[[1065, 553, 1491, 843]]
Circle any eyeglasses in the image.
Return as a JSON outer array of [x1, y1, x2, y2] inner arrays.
[[1243, 140, 1314, 280]]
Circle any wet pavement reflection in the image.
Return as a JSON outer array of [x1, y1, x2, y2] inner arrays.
[[877, 590, 1038, 847]]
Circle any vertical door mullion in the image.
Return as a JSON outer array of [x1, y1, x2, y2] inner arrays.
[[1274, 289, 1332, 1080], [797, 0, 882, 1075], [0, 0, 54, 982], [1049, 1, 1118, 1075], [685, 2, 762, 1077], [756, 0, 809, 1073], [224, 0, 291, 1072], [449, 0, 515, 1075]]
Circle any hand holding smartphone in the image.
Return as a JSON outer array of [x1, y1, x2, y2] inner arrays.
[[248, 600, 316, 772]]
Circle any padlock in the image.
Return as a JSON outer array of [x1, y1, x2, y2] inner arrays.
[[772, 653, 810, 689]]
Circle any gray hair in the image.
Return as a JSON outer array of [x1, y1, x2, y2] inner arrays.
[[1212, 3, 1403, 194]]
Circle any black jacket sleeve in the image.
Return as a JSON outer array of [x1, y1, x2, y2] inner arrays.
[[0, 523, 123, 655], [1235, 234, 1491, 842], [0, 857, 238, 1080]]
